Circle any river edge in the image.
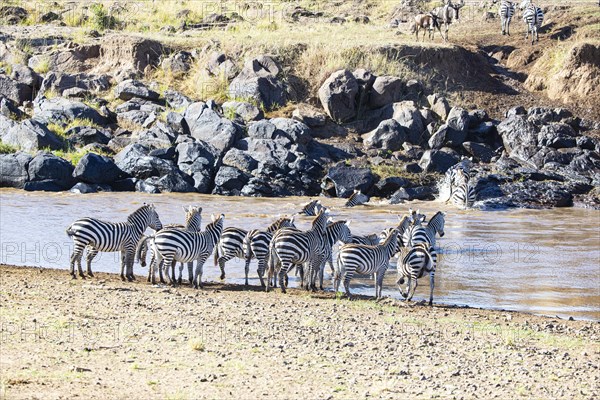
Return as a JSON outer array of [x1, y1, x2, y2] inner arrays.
[[1, 264, 598, 399]]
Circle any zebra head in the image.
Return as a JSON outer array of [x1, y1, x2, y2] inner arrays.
[[183, 205, 203, 231], [207, 214, 225, 243], [130, 204, 162, 232], [312, 208, 329, 234], [330, 220, 352, 244], [429, 211, 446, 237]]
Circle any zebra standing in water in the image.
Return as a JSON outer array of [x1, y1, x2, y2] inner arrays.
[[520, 0, 544, 44], [214, 226, 248, 281], [450, 168, 477, 209], [334, 229, 399, 300], [299, 199, 324, 216], [153, 214, 224, 289], [316, 220, 353, 290], [66, 204, 163, 281], [403, 211, 446, 248], [396, 243, 437, 305], [241, 216, 296, 287], [498, 0, 515, 35], [344, 190, 369, 207], [136, 206, 203, 284], [267, 208, 329, 293]]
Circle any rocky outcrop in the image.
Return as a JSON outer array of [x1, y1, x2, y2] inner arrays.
[[228, 56, 287, 111]]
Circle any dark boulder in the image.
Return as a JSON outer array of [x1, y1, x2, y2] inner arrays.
[[161, 51, 193, 75], [164, 89, 192, 110], [212, 166, 250, 195], [362, 119, 408, 151], [34, 97, 108, 126], [135, 179, 161, 194], [222, 148, 259, 172], [322, 165, 376, 198], [271, 118, 312, 146], [374, 176, 411, 198], [0, 152, 32, 188], [115, 79, 160, 101], [446, 107, 470, 132], [2, 119, 64, 151], [229, 55, 287, 111], [418, 148, 460, 173], [207, 52, 238, 80], [114, 143, 177, 179], [67, 126, 112, 147], [70, 182, 111, 194], [222, 101, 264, 122], [72, 153, 124, 184], [537, 123, 578, 149], [111, 178, 138, 192], [144, 170, 195, 193], [462, 142, 494, 163], [318, 69, 358, 123], [0, 75, 32, 104], [36, 72, 111, 97], [27, 152, 75, 190], [184, 102, 242, 154], [427, 93, 450, 120], [497, 115, 538, 155], [369, 76, 404, 109]]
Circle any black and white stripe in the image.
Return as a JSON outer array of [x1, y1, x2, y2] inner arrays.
[[520, 0, 544, 44], [153, 214, 224, 289], [136, 206, 203, 284], [214, 226, 248, 281], [344, 190, 369, 207], [299, 199, 324, 216], [242, 216, 296, 287], [499, 0, 515, 35], [334, 229, 399, 300], [267, 208, 329, 293], [396, 243, 437, 305], [450, 180, 477, 209], [317, 220, 353, 290], [351, 233, 380, 246], [66, 204, 163, 281], [403, 211, 446, 248]]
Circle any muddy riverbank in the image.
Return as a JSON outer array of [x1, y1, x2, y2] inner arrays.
[[0, 265, 598, 399]]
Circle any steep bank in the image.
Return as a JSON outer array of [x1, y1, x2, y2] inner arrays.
[[1, 265, 598, 399]]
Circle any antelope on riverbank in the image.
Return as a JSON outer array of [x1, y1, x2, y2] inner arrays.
[[431, 0, 465, 42], [412, 13, 442, 41]]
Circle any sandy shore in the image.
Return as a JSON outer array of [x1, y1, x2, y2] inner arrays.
[[0, 265, 598, 399]]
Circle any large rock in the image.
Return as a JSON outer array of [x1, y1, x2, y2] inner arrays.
[[143, 170, 195, 193], [497, 115, 538, 155], [318, 69, 358, 123], [26, 152, 75, 190], [446, 107, 470, 132], [369, 76, 404, 109], [0, 75, 32, 104], [183, 102, 242, 154], [322, 165, 376, 198], [0, 6, 28, 24], [427, 93, 451, 120], [67, 126, 112, 147], [428, 124, 466, 149], [176, 141, 220, 192], [222, 148, 258, 172], [73, 153, 124, 184], [2, 119, 64, 151], [462, 142, 494, 163], [207, 52, 237, 80], [114, 143, 176, 179], [270, 118, 312, 146], [212, 166, 250, 195], [362, 119, 407, 151], [34, 97, 108, 126], [229, 55, 287, 111], [94, 35, 163, 73], [537, 123, 578, 149], [28, 44, 101, 74], [161, 51, 193, 75], [164, 90, 192, 110], [222, 101, 264, 122], [37, 72, 111, 97], [0, 152, 32, 188], [292, 103, 328, 127], [115, 79, 160, 101], [418, 148, 460, 173]]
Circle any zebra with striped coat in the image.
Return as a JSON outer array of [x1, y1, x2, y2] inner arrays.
[[267, 208, 329, 293], [520, 0, 544, 44], [299, 199, 324, 216], [242, 216, 296, 287], [403, 211, 446, 248], [317, 220, 353, 290], [153, 214, 224, 289], [344, 190, 369, 207], [396, 243, 437, 305], [66, 204, 163, 281], [214, 226, 248, 281], [334, 229, 399, 300], [450, 168, 477, 209], [136, 206, 203, 285], [497, 0, 516, 35]]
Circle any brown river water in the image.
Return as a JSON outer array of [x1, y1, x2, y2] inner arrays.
[[1, 189, 599, 320]]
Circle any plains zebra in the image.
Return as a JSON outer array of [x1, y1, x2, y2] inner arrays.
[[242, 216, 296, 286], [431, 0, 465, 42], [334, 228, 399, 300], [317, 220, 353, 290], [396, 243, 437, 305], [520, 0, 544, 44], [136, 206, 203, 284], [344, 190, 369, 207], [299, 199, 324, 216], [351, 233, 380, 246], [450, 179, 477, 209], [267, 208, 329, 293], [413, 13, 442, 41], [66, 204, 163, 280], [153, 214, 224, 289], [498, 0, 515, 35], [403, 211, 446, 248], [214, 226, 248, 281]]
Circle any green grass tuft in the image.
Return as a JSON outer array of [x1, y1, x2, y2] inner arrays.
[[0, 142, 17, 154]]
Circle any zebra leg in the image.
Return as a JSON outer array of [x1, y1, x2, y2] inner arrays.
[[407, 276, 419, 302], [244, 257, 250, 286], [429, 271, 435, 306], [85, 248, 98, 277], [177, 262, 184, 285], [70, 244, 84, 279], [257, 258, 266, 288], [375, 270, 386, 301], [279, 263, 289, 294], [187, 262, 194, 285], [217, 255, 232, 280], [119, 250, 127, 281], [193, 256, 208, 289], [343, 271, 353, 300]]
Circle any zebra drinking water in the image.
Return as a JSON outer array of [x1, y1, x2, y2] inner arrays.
[[397, 243, 437, 306], [66, 204, 163, 281], [267, 208, 329, 293], [241, 216, 296, 287], [344, 190, 369, 207], [299, 199, 324, 216], [152, 214, 224, 289], [334, 229, 399, 300], [136, 206, 203, 284], [520, 0, 544, 44]]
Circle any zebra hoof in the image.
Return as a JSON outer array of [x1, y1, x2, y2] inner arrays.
[[87, 272, 94, 277], [220, 274, 225, 280], [120, 275, 126, 281], [71, 274, 76, 280], [177, 278, 182, 285], [127, 277, 133, 282], [280, 288, 287, 294]]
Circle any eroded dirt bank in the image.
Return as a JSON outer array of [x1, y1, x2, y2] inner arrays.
[[0, 265, 598, 399]]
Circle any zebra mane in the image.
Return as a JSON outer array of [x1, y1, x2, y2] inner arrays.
[[127, 204, 153, 223], [428, 211, 446, 226]]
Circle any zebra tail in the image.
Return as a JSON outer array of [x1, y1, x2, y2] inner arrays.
[[243, 234, 252, 260], [65, 224, 75, 237], [135, 235, 151, 265], [213, 244, 220, 266]]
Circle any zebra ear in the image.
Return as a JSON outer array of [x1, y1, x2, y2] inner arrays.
[[289, 216, 295, 224], [197, 207, 203, 213], [211, 214, 216, 222], [345, 220, 351, 227], [183, 206, 189, 213]]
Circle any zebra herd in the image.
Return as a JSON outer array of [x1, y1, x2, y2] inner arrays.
[[412, 0, 545, 45], [66, 202, 446, 305]]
